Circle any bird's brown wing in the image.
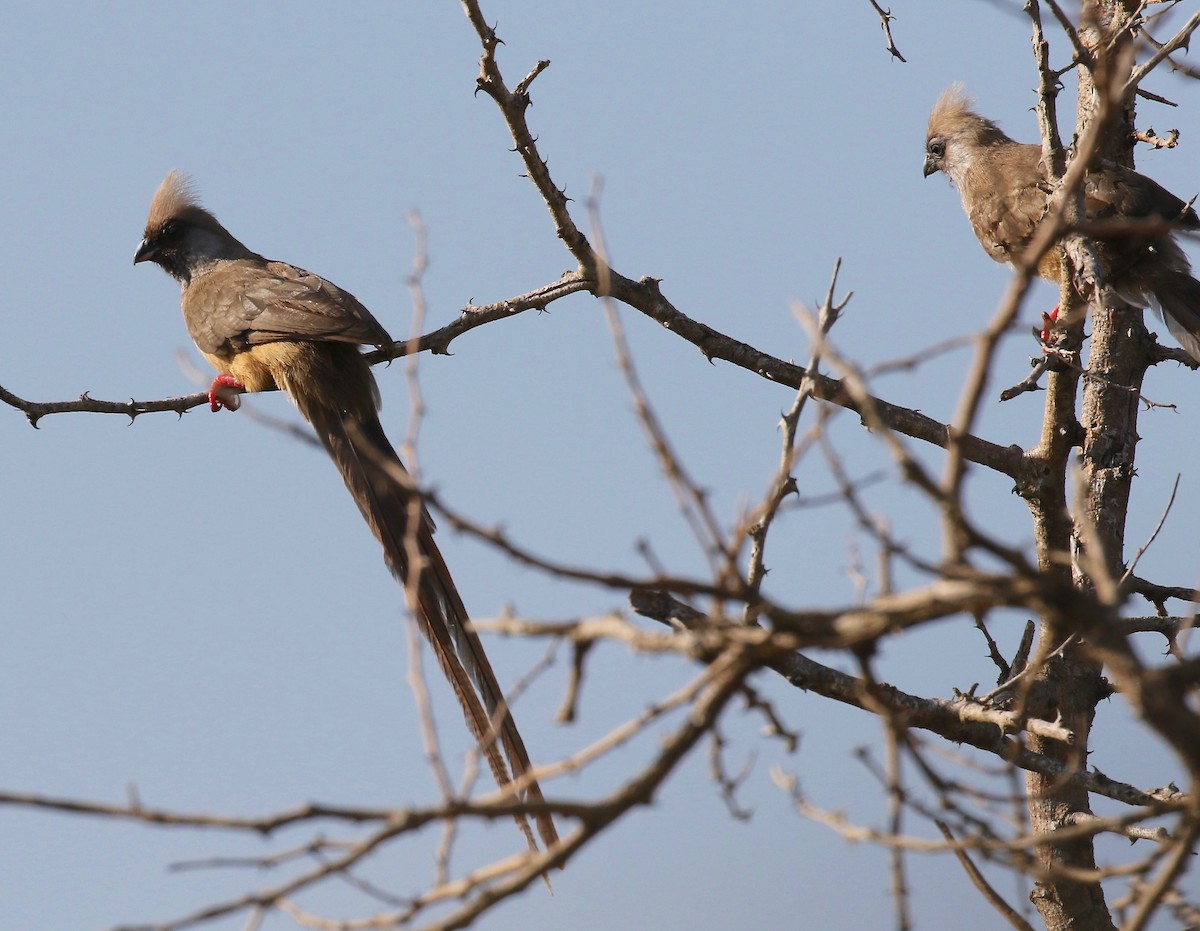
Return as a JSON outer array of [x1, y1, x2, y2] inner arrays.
[[964, 143, 1052, 266], [184, 259, 392, 358], [1084, 163, 1199, 227], [243, 261, 393, 347]]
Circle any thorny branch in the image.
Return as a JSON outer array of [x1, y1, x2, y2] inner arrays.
[[867, 0, 907, 62]]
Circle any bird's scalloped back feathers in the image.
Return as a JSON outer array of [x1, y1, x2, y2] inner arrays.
[[928, 84, 1012, 147], [144, 169, 227, 237]]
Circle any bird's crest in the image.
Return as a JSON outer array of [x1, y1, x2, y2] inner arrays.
[[928, 84, 1012, 147], [144, 169, 227, 237]]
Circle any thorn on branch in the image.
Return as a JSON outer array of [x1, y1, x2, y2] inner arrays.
[[1134, 127, 1180, 149], [866, 0, 906, 62], [477, 19, 503, 56]]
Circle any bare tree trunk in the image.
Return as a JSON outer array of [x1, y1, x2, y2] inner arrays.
[[1024, 3, 1142, 928]]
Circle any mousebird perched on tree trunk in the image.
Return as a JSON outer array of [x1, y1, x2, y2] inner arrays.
[[923, 84, 1200, 360], [134, 170, 558, 859]]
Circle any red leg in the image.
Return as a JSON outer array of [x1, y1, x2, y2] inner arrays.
[[1039, 304, 1060, 346], [208, 373, 245, 412]]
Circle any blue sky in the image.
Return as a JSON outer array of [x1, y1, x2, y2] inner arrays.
[[2, 3, 1198, 928]]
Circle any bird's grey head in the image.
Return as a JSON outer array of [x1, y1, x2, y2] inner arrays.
[[134, 170, 249, 284]]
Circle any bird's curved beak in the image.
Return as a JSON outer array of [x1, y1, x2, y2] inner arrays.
[[922, 156, 939, 178], [133, 238, 156, 265]]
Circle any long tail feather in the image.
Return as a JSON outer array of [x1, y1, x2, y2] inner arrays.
[[1150, 268, 1200, 363], [286, 360, 558, 857]]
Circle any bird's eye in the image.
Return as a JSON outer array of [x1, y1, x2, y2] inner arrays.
[[928, 140, 946, 159], [160, 219, 179, 238]]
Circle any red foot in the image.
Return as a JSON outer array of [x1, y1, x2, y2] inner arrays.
[[208, 374, 245, 412], [1039, 304, 1061, 347]]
